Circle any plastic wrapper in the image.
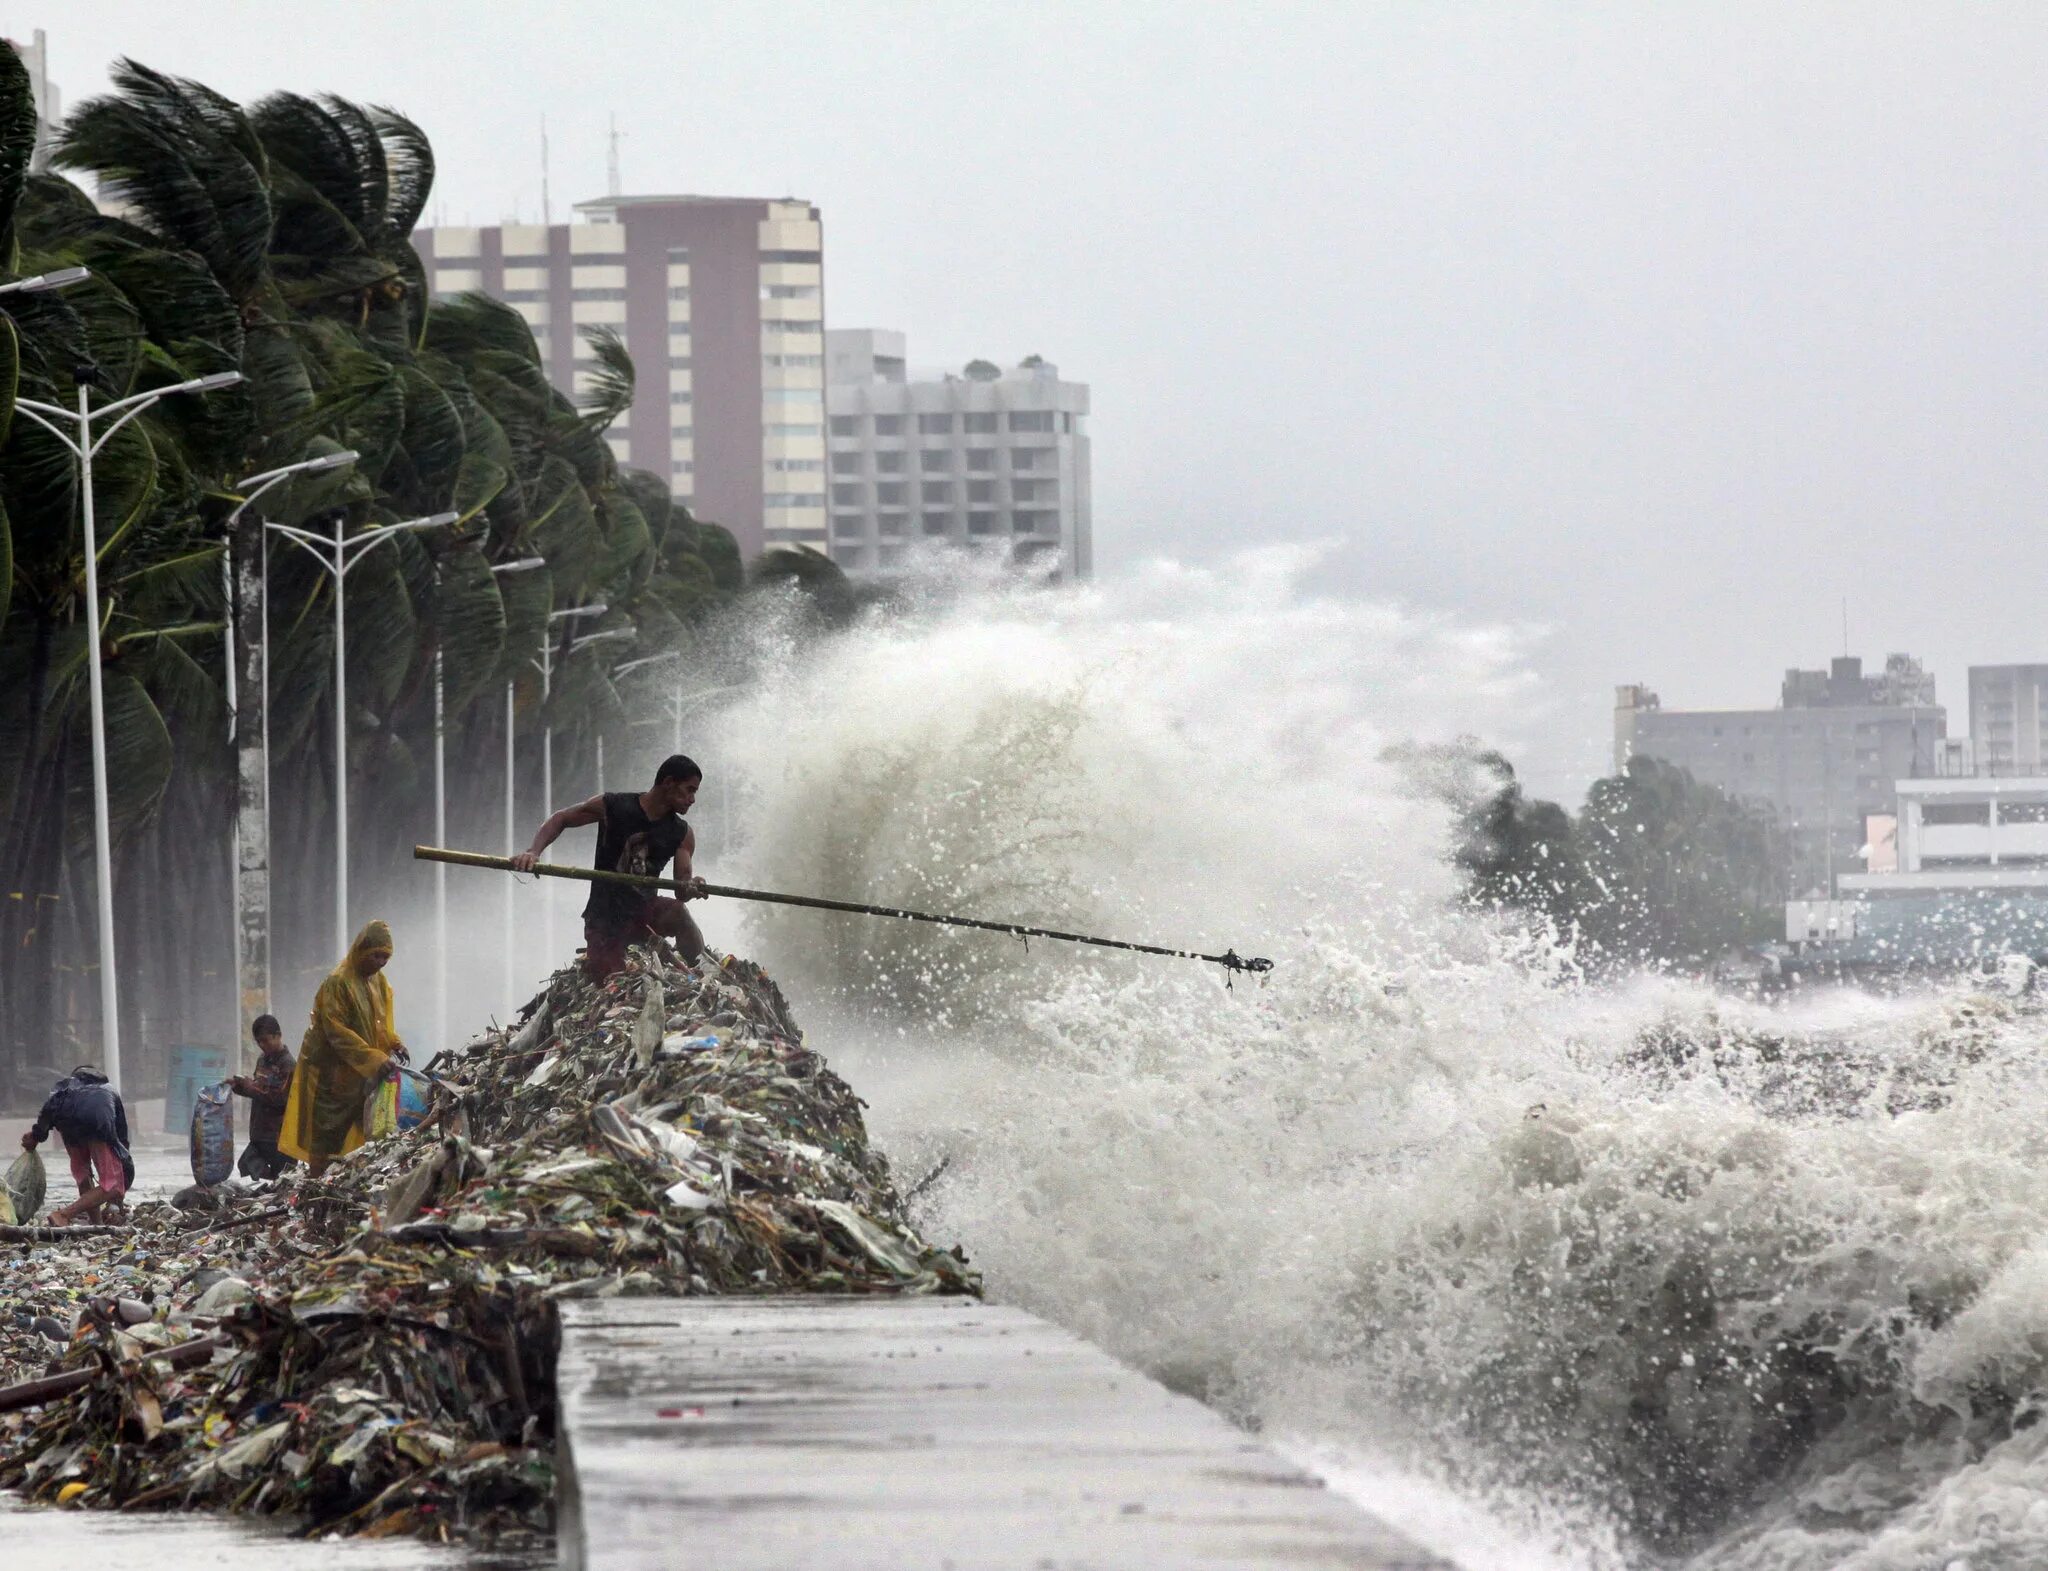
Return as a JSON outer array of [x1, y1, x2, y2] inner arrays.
[[188, 1081, 235, 1187]]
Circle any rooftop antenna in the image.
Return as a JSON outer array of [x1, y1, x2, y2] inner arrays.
[[606, 114, 623, 196], [1841, 597, 1849, 659], [541, 115, 553, 226]]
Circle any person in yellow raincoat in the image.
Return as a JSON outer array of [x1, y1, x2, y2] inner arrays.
[[279, 919, 408, 1176]]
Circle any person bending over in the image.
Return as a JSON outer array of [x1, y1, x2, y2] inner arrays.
[[20, 1065, 133, 1226], [514, 753, 708, 978]]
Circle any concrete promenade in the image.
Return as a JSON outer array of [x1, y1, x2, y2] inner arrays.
[[556, 1295, 1449, 1571]]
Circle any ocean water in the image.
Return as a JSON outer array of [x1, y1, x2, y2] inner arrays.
[[698, 552, 2048, 1571]]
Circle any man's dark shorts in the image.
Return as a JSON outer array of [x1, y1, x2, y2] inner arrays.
[[584, 896, 704, 978]]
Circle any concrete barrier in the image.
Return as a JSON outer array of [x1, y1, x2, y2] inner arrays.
[[556, 1295, 1450, 1570]]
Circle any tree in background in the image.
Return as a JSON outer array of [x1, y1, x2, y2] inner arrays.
[[1456, 751, 1792, 972]]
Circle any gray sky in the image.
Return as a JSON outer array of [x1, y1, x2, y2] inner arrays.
[[30, 2, 2048, 798]]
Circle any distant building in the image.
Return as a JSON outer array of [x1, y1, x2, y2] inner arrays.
[[417, 195, 827, 558], [825, 331, 1092, 580], [1968, 664, 2048, 776], [1615, 655, 1946, 872], [7, 30, 60, 172]]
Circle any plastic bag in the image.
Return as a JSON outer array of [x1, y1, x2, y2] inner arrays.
[[190, 1081, 235, 1186], [362, 1067, 401, 1141], [6, 1145, 48, 1220], [394, 1067, 433, 1132]]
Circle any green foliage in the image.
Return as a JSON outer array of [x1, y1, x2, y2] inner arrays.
[[1458, 752, 1793, 972], [0, 60, 754, 1081]]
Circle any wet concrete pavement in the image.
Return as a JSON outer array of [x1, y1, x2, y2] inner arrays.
[[556, 1296, 1450, 1571]]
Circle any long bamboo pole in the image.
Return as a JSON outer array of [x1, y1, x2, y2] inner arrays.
[[413, 846, 1274, 975]]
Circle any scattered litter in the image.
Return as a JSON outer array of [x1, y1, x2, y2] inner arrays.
[[0, 942, 975, 1547]]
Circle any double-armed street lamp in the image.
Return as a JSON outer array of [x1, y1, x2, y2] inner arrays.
[[9, 257, 244, 1088], [224, 451, 359, 1041], [265, 510, 459, 955]]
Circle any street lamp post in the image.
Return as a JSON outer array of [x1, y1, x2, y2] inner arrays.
[[433, 555, 544, 1052], [266, 510, 458, 955], [225, 451, 358, 1055], [13, 357, 245, 1091]]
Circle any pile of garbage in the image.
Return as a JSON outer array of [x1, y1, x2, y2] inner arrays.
[[0, 944, 975, 1543]]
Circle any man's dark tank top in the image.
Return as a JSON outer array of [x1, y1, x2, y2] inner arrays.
[[583, 791, 688, 924]]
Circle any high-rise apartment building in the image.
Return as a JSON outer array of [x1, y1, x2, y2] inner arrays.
[[825, 331, 1092, 580], [1968, 665, 2048, 776], [1615, 655, 1946, 869], [417, 195, 826, 558]]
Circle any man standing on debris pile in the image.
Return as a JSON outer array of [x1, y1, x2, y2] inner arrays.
[[512, 753, 709, 978], [280, 919, 409, 1178], [230, 1014, 297, 1180], [19, 1066, 134, 1226]]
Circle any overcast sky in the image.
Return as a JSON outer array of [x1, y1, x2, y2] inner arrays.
[[30, 2, 2048, 798]]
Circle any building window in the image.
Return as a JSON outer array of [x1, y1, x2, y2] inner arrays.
[[1011, 448, 1043, 470], [765, 319, 823, 334], [829, 416, 859, 436], [761, 249, 822, 263], [1921, 802, 1991, 826], [831, 453, 863, 474], [671, 424, 694, 439], [572, 287, 628, 301], [873, 415, 905, 436], [921, 481, 953, 504], [832, 516, 865, 540], [922, 512, 951, 534], [1013, 513, 1038, 533], [967, 480, 996, 503], [875, 451, 906, 473], [966, 450, 997, 472], [669, 357, 693, 371], [918, 414, 955, 434], [878, 515, 907, 538], [764, 491, 827, 508], [763, 353, 824, 368], [770, 457, 825, 473], [668, 286, 690, 301], [1008, 410, 1056, 432], [501, 289, 549, 303], [832, 484, 864, 507], [1061, 412, 1076, 433], [672, 461, 694, 476], [968, 512, 998, 535], [765, 387, 824, 404], [667, 247, 690, 263], [762, 284, 820, 300], [570, 252, 626, 265], [768, 422, 824, 438], [880, 544, 907, 568], [920, 449, 953, 471], [669, 390, 692, 405], [503, 253, 550, 267], [876, 482, 908, 506], [1011, 479, 1058, 502], [963, 412, 999, 434]]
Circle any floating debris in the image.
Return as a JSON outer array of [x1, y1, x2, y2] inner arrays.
[[0, 944, 975, 1544]]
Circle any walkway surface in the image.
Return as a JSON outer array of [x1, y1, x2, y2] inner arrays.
[[556, 1295, 1450, 1571]]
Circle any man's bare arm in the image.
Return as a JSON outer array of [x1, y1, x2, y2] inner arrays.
[[512, 795, 605, 871], [673, 824, 706, 899]]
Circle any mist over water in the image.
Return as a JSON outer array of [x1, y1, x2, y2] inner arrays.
[[416, 551, 2048, 1571]]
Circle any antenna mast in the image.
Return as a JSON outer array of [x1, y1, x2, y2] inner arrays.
[[541, 115, 553, 225], [606, 114, 623, 196]]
